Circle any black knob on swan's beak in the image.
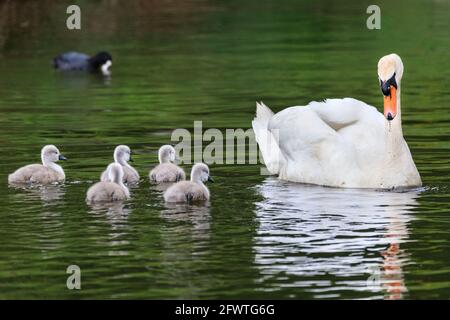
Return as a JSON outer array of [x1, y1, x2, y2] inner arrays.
[[386, 112, 394, 121], [380, 73, 397, 97], [381, 83, 391, 96]]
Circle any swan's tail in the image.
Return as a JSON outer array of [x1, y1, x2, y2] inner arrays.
[[252, 101, 282, 175]]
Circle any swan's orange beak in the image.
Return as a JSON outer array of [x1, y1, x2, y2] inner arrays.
[[383, 86, 397, 121]]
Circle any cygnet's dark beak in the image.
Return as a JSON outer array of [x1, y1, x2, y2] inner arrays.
[[207, 176, 214, 183], [58, 155, 67, 161]]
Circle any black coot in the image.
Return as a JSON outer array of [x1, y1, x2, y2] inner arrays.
[[53, 51, 112, 75]]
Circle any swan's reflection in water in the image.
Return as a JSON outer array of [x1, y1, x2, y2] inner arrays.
[[9, 183, 65, 204], [88, 202, 132, 256], [7, 184, 67, 254], [254, 178, 421, 299], [155, 204, 212, 298], [160, 203, 211, 243], [89, 202, 131, 226]]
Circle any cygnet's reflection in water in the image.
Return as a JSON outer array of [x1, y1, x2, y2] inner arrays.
[[9, 183, 66, 204], [254, 177, 421, 299], [88, 202, 131, 228], [155, 203, 212, 298], [88, 202, 132, 256], [161, 202, 211, 242]]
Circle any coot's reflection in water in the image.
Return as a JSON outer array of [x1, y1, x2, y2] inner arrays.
[[254, 178, 421, 299]]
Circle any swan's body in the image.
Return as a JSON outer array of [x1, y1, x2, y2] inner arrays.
[[101, 145, 139, 184], [164, 181, 209, 202], [8, 145, 66, 185], [105, 165, 139, 184], [164, 163, 213, 203], [252, 54, 421, 189], [150, 163, 185, 182], [149, 145, 185, 183], [87, 163, 130, 203]]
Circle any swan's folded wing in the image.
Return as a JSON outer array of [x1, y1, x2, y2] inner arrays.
[[308, 98, 381, 131], [268, 105, 338, 162], [252, 102, 284, 174], [268, 99, 385, 169]]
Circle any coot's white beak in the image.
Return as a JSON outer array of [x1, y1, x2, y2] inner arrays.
[[101, 60, 112, 75]]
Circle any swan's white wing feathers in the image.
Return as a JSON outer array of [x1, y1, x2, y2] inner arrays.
[[268, 105, 338, 160], [308, 98, 382, 130], [252, 102, 285, 174], [266, 98, 386, 186]]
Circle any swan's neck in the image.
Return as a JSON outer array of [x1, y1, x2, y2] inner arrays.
[[191, 176, 202, 184], [123, 161, 132, 169], [116, 156, 130, 168], [159, 153, 169, 164], [121, 160, 138, 177], [111, 173, 130, 197], [385, 88, 404, 161], [119, 181, 130, 197], [43, 160, 65, 177], [191, 177, 209, 197]]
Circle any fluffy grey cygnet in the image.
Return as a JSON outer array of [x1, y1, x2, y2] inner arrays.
[[8, 145, 66, 184], [100, 145, 139, 184], [163, 163, 213, 203], [87, 163, 130, 203], [149, 145, 185, 183]]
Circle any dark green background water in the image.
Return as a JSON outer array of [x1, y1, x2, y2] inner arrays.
[[0, 0, 449, 299]]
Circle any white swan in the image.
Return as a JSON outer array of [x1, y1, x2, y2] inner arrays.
[[149, 145, 186, 183], [252, 53, 421, 189], [100, 145, 139, 184], [87, 163, 130, 203], [8, 145, 66, 184], [164, 163, 213, 203]]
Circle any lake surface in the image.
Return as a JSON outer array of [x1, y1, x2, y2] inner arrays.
[[0, 0, 449, 299]]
